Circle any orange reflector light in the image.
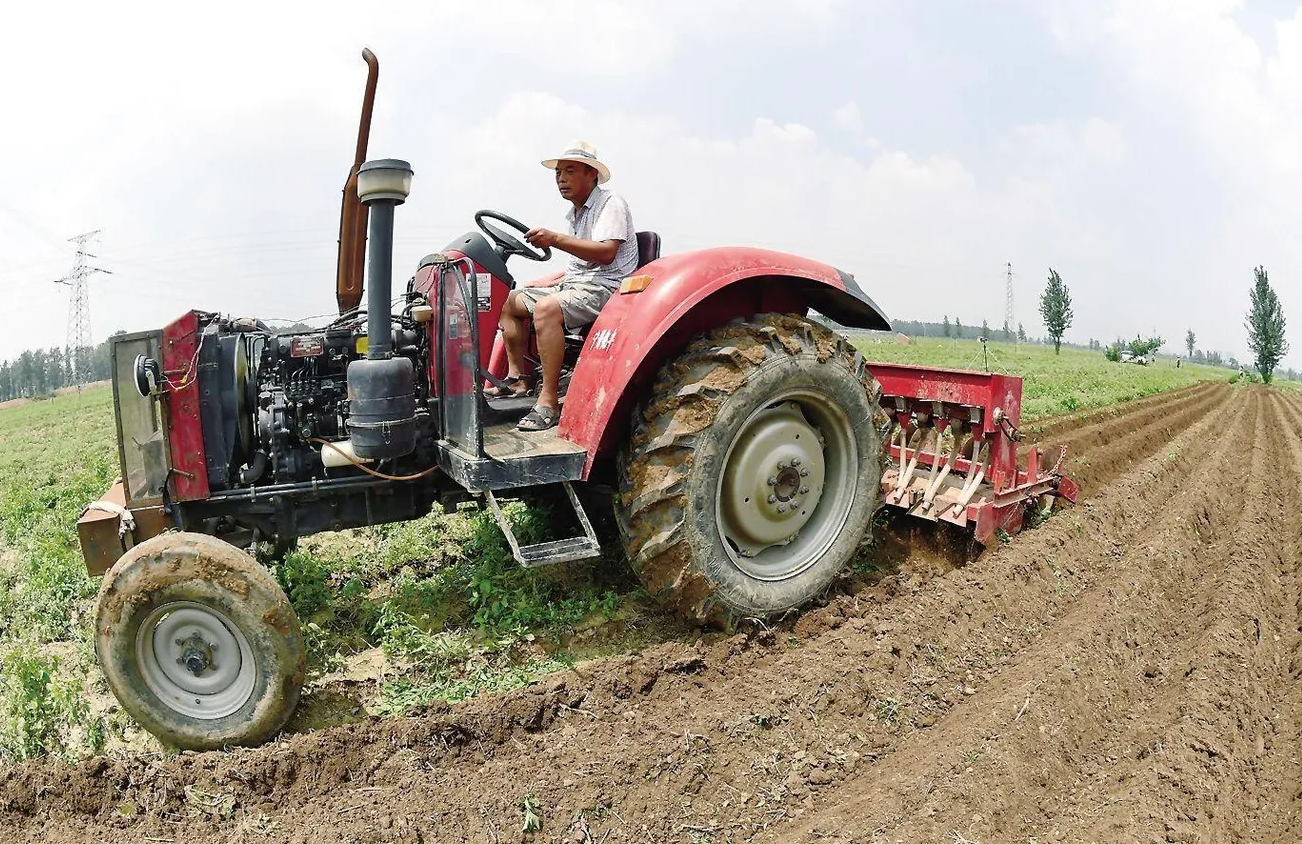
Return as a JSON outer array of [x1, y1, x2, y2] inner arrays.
[[619, 274, 652, 294]]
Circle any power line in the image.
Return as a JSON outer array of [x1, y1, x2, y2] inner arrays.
[[53, 230, 111, 385]]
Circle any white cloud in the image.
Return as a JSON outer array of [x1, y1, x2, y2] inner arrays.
[[407, 90, 1111, 345], [1010, 118, 1126, 166], [832, 103, 865, 134], [1028, 0, 1302, 362]]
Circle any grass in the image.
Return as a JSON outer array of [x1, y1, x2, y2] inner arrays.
[[849, 336, 1231, 420], [0, 388, 118, 760], [280, 501, 635, 717], [0, 336, 1248, 761]]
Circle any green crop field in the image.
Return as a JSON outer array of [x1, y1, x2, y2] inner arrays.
[[0, 339, 1240, 760], [849, 336, 1232, 418]]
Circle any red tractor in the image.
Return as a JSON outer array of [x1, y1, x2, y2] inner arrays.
[[78, 50, 1076, 750]]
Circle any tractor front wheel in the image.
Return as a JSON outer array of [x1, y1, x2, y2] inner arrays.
[[617, 314, 886, 623], [94, 532, 305, 750]]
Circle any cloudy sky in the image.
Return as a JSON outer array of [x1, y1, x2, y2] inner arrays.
[[2, 0, 1300, 369]]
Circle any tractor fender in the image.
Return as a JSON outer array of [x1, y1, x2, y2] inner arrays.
[[558, 246, 890, 474]]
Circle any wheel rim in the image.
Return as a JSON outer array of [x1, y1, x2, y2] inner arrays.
[[135, 601, 256, 720], [716, 393, 860, 581]]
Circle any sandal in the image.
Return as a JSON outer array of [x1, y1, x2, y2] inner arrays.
[[485, 375, 533, 398], [517, 405, 560, 432]]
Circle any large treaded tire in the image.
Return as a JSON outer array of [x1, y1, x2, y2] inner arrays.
[[616, 314, 887, 623], [94, 532, 305, 750]]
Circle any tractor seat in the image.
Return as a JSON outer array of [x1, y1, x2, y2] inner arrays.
[[564, 231, 661, 348], [635, 231, 661, 269]]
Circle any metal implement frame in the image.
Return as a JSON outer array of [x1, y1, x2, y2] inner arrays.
[[867, 362, 1078, 545]]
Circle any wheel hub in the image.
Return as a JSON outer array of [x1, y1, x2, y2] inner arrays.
[[137, 602, 255, 720], [176, 632, 216, 676], [720, 402, 827, 558]]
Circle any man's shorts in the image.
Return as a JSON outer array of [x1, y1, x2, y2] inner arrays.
[[515, 280, 614, 332]]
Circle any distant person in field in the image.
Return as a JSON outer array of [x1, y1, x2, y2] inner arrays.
[[493, 140, 638, 432]]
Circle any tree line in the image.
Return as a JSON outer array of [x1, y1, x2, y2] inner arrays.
[[0, 336, 118, 403], [902, 265, 1293, 382]]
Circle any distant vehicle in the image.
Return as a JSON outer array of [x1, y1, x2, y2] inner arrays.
[[1120, 351, 1151, 365]]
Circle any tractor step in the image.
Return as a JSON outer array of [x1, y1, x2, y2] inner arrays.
[[484, 482, 602, 567]]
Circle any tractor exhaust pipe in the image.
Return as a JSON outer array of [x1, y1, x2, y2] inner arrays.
[[346, 159, 417, 460], [335, 48, 380, 316]]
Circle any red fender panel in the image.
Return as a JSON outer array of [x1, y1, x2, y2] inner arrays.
[[557, 246, 890, 474]]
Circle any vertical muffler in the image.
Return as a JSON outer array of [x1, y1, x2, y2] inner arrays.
[[347, 159, 417, 460]]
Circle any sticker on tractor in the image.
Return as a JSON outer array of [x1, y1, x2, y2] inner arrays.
[[475, 269, 492, 312], [592, 329, 617, 350], [290, 336, 325, 358]]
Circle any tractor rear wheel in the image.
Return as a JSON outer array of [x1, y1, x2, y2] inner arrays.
[[617, 314, 887, 623], [94, 532, 305, 750]]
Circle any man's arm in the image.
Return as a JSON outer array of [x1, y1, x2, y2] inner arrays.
[[525, 229, 621, 264], [527, 193, 634, 267]]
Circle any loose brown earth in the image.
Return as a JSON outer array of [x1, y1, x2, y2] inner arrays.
[[5, 381, 1300, 844]]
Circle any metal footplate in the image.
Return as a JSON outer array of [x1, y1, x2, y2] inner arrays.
[[484, 482, 602, 567]]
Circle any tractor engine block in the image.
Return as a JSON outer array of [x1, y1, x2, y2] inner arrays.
[[257, 328, 359, 476], [186, 314, 427, 491]]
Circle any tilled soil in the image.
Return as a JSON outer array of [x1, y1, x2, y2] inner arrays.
[[6, 382, 1300, 844]]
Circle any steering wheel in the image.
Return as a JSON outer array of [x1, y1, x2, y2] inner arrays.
[[474, 210, 552, 262]]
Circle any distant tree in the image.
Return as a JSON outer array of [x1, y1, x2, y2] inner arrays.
[[980, 319, 990, 339], [1128, 335, 1164, 358], [1017, 322, 1026, 343], [1228, 355, 1240, 370], [942, 315, 951, 338], [1288, 368, 1298, 381], [47, 347, 67, 392], [1194, 349, 1207, 364], [955, 317, 963, 338], [1185, 328, 1196, 359], [1245, 265, 1289, 384], [1104, 342, 1122, 362], [1039, 268, 1074, 354], [1002, 321, 1013, 342], [1208, 350, 1224, 367]]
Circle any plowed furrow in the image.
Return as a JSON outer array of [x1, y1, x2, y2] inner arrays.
[[1025, 381, 1216, 440], [1041, 381, 1230, 492], [1050, 388, 1287, 842], [764, 386, 1302, 844], [1245, 390, 1302, 843]]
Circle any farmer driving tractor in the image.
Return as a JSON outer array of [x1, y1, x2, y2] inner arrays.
[[494, 140, 639, 431]]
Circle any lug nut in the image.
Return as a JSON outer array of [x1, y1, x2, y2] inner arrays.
[[777, 504, 788, 513], [767, 477, 777, 486], [175, 639, 183, 646], [800, 486, 810, 495], [800, 469, 810, 477], [792, 457, 802, 467], [767, 494, 777, 503], [777, 460, 788, 470]]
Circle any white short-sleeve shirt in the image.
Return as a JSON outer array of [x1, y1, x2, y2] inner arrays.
[[563, 186, 639, 291]]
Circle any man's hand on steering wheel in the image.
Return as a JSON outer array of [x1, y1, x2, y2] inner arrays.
[[474, 210, 552, 262], [525, 228, 562, 250]]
